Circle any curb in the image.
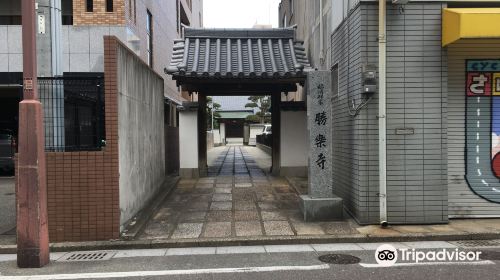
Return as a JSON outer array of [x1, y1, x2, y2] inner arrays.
[[1, 232, 500, 254]]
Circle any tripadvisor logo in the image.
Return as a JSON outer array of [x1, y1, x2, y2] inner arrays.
[[375, 244, 482, 267]]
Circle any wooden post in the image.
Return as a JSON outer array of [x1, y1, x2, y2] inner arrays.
[[271, 93, 281, 176], [198, 93, 208, 177], [17, 0, 50, 268]]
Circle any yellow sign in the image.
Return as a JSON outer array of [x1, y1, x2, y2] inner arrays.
[[494, 73, 500, 96]]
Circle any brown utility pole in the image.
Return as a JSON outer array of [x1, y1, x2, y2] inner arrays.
[[17, 0, 50, 268]]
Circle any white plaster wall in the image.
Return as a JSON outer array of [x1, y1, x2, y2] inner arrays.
[[179, 111, 198, 168], [213, 130, 221, 145], [249, 124, 265, 146], [219, 123, 226, 144], [280, 111, 308, 167]]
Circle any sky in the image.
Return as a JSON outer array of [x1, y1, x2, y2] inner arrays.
[[203, 0, 282, 28]]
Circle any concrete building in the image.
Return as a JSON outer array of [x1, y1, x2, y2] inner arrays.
[[281, 0, 500, 225], [0, 0, 203, 241], [0, 0, 202, 102]]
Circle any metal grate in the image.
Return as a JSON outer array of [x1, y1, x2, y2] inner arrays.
[[318, 254, 361, 265], [480, 250, 500, 260], [58, 251, 116, 262], [451, 240, 500, 248], [38, 77, 105, 152]]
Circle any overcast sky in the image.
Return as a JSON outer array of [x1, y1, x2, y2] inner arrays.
[[203, 0, 282, 28]]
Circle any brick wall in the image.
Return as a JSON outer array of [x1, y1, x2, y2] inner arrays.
[[73, 0, 126, 26], [45, 36, 121, 242]]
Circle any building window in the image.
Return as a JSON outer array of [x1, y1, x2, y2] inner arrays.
[[128, 0, 136, 23], [146, 10, 153, 67], [0, 16, 21, 25], [178, 3, 190, 36], [86, 0, 93, 12], [133, 0, 137, 23], [106, 0, 113, 12], [176, 0, 180, 33], [331, 64, 339, 98], [61, 0, 73, 25]]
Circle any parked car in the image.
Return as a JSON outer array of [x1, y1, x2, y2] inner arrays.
[[0, 131, 16, 173], [261, 124, 272, 135], [256, 124, 273, 148]]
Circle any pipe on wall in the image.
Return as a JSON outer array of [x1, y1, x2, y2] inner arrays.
[[378, 0, 388, 227]]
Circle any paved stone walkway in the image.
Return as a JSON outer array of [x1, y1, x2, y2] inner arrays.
[[138, 146, 500, 241], [139, 146, 358, 240]]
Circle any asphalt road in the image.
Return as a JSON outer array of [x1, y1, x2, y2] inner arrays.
[[0, 177, 15, 235], [0, 241, 499, 280]]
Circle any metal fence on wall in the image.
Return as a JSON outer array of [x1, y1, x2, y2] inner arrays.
[[38, 77, 105, 152], [256, 133, 272, 148]]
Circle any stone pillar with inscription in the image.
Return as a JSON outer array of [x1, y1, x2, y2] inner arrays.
[[299, 71, 343, 222]]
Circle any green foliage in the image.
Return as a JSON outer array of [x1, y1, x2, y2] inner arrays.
[[206, 97, 221, 130], [245, 96, 271, 124]]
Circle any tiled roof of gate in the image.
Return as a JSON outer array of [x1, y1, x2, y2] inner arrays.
[[165, 28, 310, 80]]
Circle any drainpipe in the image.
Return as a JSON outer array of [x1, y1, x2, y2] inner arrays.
[[50, 0, 62, 76], [378, 0, 388, 227]]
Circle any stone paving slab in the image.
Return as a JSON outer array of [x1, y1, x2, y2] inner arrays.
[[263, 221, 294, 236], [170, 223, 203, 239], [235, 221, 263, 237], [203, 222, 232, 238]]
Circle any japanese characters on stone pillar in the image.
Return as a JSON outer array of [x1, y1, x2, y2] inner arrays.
[[300, 71, 342, 222], [308, 72, 333, 198]]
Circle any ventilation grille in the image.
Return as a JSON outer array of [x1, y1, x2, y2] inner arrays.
[[58, 251, 116, 262], [451, 240, 500, 248]]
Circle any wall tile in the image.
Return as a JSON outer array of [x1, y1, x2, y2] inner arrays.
[[89, 26, 110, 54], [69, 53, 90, 72], [0, 26, 8, 53], [7, 26, 22, 54], [90, 53, 104, 72], [0, 54, 8, 71], [8, 53, 22, 72], [68, 26, 90, 54]]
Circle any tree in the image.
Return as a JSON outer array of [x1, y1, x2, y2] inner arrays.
[[206, 96, 221, 130], [245, 96, 271, 123]]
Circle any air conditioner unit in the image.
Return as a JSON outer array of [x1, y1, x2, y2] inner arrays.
[[392, 0, 411, 4]]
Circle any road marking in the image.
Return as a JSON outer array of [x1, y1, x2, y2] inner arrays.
[[476, 145, 480, 153], [477, 121, 480, 128], [477, 132, 480, 140], [493, 187, 500, 193], [482, 179, 489, 186], [476, 156, 480, 164], [477, 108, 481, 116], [477, 169, 482, 176], [0, 264, 330, 280], [359, 260, 494, 268]]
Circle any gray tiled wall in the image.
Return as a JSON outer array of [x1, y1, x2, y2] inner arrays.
[[62, 26, 127, 73], [0, 25, 22, 72], [331, 2, 448, 224]]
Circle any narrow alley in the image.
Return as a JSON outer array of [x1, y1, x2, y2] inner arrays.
[[139, 145, 358, 240]]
